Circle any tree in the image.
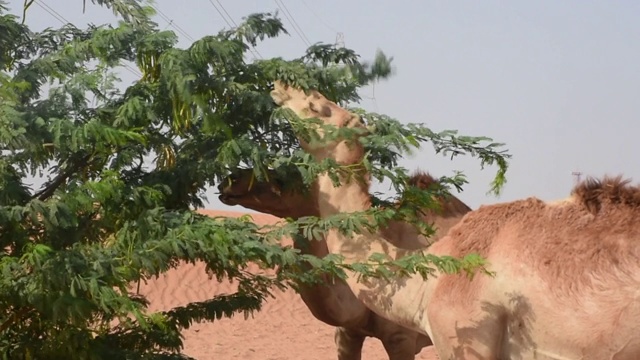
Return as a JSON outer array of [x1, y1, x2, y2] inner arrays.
[[0, 1, 510, 358]]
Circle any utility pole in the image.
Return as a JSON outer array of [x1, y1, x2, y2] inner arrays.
[[571, 170, 583, 186], [335, 32, 345, 48]]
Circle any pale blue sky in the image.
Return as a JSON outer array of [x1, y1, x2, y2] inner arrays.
[[8, 0, 640, 211]]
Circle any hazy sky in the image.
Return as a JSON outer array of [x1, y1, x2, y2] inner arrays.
[[7, 0, 640, 212]]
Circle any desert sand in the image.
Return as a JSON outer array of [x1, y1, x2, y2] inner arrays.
[[134, 209, 438, 360]]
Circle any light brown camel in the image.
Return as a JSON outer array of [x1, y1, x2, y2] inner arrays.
[[218, 169, 471, 360], [269, 80, 640, 359]]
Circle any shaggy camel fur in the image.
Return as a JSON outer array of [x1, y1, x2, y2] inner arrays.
[[270, 80, 640, 359], [218, 169, 471, 360]]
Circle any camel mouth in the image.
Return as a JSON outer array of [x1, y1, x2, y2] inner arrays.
[[218, 193, 241, 205]]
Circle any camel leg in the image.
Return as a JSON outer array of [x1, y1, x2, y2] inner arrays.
[[335, 327, 365, 360], [381, 331, 418, 360]]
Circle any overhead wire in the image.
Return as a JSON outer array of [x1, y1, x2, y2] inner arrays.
[[273, 0, 311, 47], [300, 0, 339, 34], [34, 1, 66, 24], [206, 0, 234, 28], [35, 0, 359, 100], [162, 20, 174, 31], [205, 0, 262, 59], [290, 5, 378, 111], [216, 0, 236, 27], [33, 0, 142, 78], [148, 3, 195, 42]]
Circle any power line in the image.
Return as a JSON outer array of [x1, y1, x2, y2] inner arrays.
[[34, 1, 67, 24], [33, 1, 142, 78], [205, 0, 262, 59], [207, 0, 235, 28], [162, 20, 174, 31], [211, 0, 262, 60], [148, 3, 195, 42], [300, 0, 339, 34], [216, 0, 236, 28], [274, 0, 311, 47]]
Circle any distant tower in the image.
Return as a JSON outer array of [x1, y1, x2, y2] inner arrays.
[[335, 32, 345, 48], [571, 170, 583, 186]]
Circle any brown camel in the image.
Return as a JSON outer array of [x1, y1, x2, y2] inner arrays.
[[218, 168, 471, 360], [269, 80, 640, 359]]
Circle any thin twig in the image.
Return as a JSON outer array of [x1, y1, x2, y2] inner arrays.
[[21, 0, 35, 25], [0, 307, 32, 334]]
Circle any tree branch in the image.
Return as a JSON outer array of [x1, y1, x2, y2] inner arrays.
[[32, 153, 92, 201]]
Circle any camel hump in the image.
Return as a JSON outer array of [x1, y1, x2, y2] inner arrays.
[[572, 175, 640, 215], [407, 171, 473, 215], [407, 171, 439, 189]]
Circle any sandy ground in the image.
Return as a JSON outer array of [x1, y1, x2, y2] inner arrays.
[[134, 209, 439, 360]]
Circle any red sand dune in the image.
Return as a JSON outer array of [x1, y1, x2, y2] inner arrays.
[[134, 209, 438, 359]]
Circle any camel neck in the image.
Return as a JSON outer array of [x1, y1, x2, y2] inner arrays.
[[316, 170, 371, 215], [315, 171, 406, 262], [313, 171, 430, 334]]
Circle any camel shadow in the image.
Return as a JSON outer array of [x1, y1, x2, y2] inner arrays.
[[451, 292, 537, 358], [357, 270, 538, 358]]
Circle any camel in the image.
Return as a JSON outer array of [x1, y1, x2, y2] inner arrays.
[[218, 168, 471, 359], [269, 80, 640, 359]]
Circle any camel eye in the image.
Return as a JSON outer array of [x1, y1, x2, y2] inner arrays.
[[309, 101, 331, 117], [320, 105, 332, 117]]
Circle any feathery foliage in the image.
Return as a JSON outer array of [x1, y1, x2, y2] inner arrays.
[[0, 0, 510, 358]]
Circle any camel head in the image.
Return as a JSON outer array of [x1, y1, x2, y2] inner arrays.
[[270, 81, 369, 164], [217, 168, 319, 219]]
